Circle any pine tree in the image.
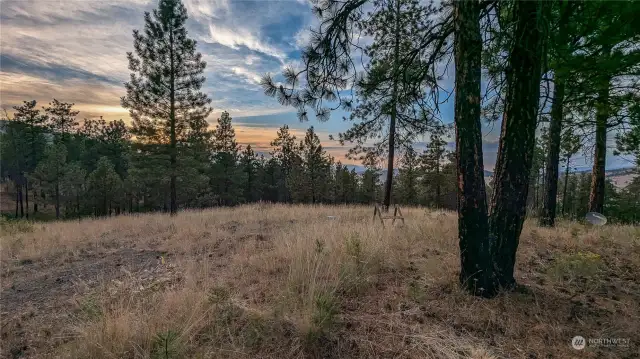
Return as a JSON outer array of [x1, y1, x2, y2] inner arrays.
[[240, 145, 261, 203], [12, 100, 48, 217], [211, 112, 244, 205], [358, 155, 381, 204], [419, 127, 450, 207], [270, 125, 302, 203], [44, 99, 79, 143], [560, 129, 581, 216], [62, 162, 87, 217], [396, 147, 419, 205], [300, 127, 331, 204], [88, 157, 123, 216], [32, 143, 68, 219], [121, 0, 212, 215]]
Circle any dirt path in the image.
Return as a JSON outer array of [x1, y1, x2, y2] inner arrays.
[[1, 248, 167, 358]]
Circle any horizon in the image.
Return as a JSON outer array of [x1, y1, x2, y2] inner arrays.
[[0, 0, 634, 170]]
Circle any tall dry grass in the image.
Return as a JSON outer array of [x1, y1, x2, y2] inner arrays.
[[1, 204, 639, 359]]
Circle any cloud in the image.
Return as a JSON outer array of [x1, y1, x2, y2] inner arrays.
[[231, 66, 262, 85], [205, 24, 286, 62], [183, 0, 229, 20]]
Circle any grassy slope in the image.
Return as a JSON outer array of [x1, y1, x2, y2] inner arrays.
[[1, 205, 639, 358]]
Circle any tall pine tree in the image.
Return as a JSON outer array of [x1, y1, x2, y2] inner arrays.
[[122, 0, 212, 215]]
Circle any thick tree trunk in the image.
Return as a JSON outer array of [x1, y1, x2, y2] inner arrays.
[[588, 84, 609, 214], [383, 0, 402, 211], [489, 0, 547, 289], [454, 0, 495, 297], [540, 77, 565, 226], [562, 156, 570, 216]]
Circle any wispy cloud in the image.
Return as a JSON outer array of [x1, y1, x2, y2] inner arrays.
[[205, 24, 286, 62]]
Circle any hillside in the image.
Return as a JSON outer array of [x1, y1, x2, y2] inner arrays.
[[1, 205, 639, 358]]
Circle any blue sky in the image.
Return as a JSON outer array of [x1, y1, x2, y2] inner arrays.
[[0, 0, 632, 170]]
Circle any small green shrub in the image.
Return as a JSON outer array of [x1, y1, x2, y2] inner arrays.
[[309, 291, 338, 338], [151, 330, 182, 359]]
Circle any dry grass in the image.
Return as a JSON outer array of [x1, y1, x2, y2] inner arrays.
[[1, 204, 639, 359]]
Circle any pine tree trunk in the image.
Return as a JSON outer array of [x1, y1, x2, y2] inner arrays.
[[540, 77, 565, 226], [169, 25, 178, 216], [435, 161, 441, 208], [383, 0, 402, 212], [588, 83, 609, 214], [562, 156, 570, 216], [25, 179, 29, 220], [15, 183, 19, 218], [454, 0, 495, 297], [55, 182, 60, 219], [19, 183, 24, 218], [489, 0, 547, 289]]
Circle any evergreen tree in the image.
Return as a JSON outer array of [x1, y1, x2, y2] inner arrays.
[[12, 100, 48, 217], [358, 155, 381, 204], [299, 127, 331, 203], [419, 128, 450, 207], [62, 162, 87, 217], [270, 125, 302, 202], [44, 99, 79, 143], [396, 147, 419, 205], [240, 145, 261, 203], [560, 129, 582, 216], [88, 157, 123, 216], [121, 0, 212, 215], [0, 112, 29, 218], [211, 112, 244, 205], [32, 143, 68, 219]]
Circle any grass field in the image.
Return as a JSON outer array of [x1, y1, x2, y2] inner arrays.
[[1, 205, 639, 358]]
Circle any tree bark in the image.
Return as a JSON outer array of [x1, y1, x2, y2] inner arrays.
[[15, 183, 19, 218], [169, 24, 178, 216], [25, 179, 29, 220], [562, 156, 570, 216], [489, 0, 547, 289], [55, 182, 60, 219], [383, 0, 401, 211], [540, 76, 565, 226], [588, 83, 609, 214], [454, 0, 495, 297], [18, 182, 24, 218]]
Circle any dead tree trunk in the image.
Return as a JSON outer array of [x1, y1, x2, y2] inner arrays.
[[489, 0, 547, 289]]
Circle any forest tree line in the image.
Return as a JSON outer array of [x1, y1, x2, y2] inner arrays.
[[1, 100, 638, 223], [0, 102, 453, 219]]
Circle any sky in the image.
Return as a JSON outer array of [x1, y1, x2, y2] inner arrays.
[[0, 0, 633, 170]]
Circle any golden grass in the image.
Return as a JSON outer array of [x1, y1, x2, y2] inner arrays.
[[1, 204, 639, 358]]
